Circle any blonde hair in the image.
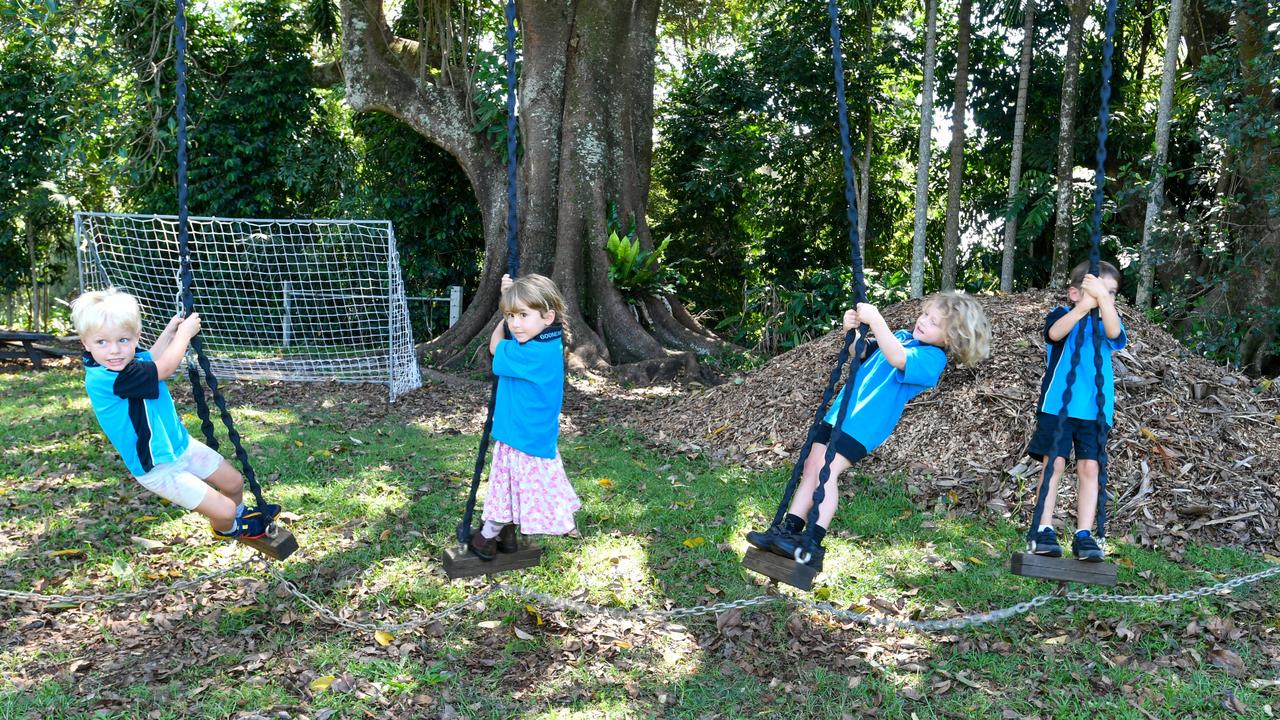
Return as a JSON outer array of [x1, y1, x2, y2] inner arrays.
[[925, 291, 990, 367], [500, 274, 566, 322], [71, 288, 142, 337]]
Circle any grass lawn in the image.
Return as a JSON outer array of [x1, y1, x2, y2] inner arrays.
[[2, 365, 1278, 719]]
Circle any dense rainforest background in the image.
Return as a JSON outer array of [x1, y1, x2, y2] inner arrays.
[[2, 0, 1277, 375]]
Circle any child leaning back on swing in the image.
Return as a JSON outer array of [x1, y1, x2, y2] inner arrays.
[[71, 288, 274, 540], [747, 292, 991, 570]]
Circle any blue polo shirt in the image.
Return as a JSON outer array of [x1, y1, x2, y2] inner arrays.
[[83, 350, 191, 476], [823, 330, 948, 453], [491, 324, 565, 459], [1037, 306, 1128, 424]]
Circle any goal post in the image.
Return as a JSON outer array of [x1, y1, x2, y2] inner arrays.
[[75, 211, 422, 402]]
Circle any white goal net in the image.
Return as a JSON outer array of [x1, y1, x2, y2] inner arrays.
[[75, 212, 421, 401]]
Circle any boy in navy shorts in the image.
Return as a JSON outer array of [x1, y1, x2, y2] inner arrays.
[[1027, 260, 1127, 561], [72, 288, 273, 539]]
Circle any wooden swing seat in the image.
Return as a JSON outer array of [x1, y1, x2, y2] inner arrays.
[[1010, 552, 1117, 586], [741, 547, 819, 591]]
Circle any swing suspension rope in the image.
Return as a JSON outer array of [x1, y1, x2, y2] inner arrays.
[[768, 0, 870, 563], [457, 0, 521, 545], [174, 0, 273, 514], [1026, 0, 1118, 546]]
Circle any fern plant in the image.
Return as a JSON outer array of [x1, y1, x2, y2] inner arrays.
[[605, 231, 678, 297]]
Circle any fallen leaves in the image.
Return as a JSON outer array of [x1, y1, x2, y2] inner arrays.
[[1209, 647, 1248, 677]]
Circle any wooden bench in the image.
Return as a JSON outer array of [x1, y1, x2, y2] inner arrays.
[[0, 331, 76, 370]]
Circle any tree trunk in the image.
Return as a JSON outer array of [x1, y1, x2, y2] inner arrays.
[[1228, 2, 1280, 374], [1136, 0, 1183, 309], [940, 0, 971, 291], [1050, 0, 1089, 288], [854, 112, 872, 259], [27, 219, 38, 331], [1001, 0, 1034, 293], [910, 0, 938, 298], [856, 6, 873, 259], [338, 0, 725, 377], [1133, 0, 1154, 89]]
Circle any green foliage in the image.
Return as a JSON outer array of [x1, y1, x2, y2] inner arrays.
[[111, 0, 348, 218], [604, 231, 678, 298], [718, 266, 911, 354], [603, 204, 680, 298], [338, 110, 483, 300]]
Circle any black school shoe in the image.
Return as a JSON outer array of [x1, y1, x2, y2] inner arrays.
[[469, 529, 497, 561], [497, 523, 519, 553], [1072, 531, 1105, 562], [1029, 527, 1063, 558], [746, 514, 805, 554], [746, 525, 793, 553]]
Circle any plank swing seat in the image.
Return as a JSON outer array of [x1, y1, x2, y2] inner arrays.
[[1009, 553, 1117, 587], [443, 542, 543, 580], [238, 525, 299, 561], [741, 547, 819, 591]]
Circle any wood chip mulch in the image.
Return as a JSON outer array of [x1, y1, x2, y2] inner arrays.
[[624, 291, 1280, 557]]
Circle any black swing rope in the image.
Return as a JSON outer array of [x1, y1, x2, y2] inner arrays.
[[174, 0, 273, 517], [766, 0, 870, 564], [457, 0, 522, 546], [1025, 0, 1119, 546]]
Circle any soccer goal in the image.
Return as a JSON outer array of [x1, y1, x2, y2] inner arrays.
[[75, 212, 422, 402]]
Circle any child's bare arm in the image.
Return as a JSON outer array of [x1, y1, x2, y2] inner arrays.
[[489, 315, 507, 355], [1082, 274, 1123, 339], [153, 313, 201, 378], [856, 303, 906, 370], [149, 315, 184, 357], [1046, 290, 1096, 342], [488, 274, 516, 355]]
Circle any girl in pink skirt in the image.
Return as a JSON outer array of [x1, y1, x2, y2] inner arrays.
[[468, 273, 580, 560]]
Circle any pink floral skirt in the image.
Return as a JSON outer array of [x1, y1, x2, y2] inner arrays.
[[482, 441, 580, 535]]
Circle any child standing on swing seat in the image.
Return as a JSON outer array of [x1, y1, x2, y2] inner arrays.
[[1025, 260, 1126, 562], [71, 288, 267, 540], [747, 292, 991, 570], [468, 274, 580, 560]]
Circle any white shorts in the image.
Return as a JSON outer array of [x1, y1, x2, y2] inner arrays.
[[135, 439, 226, 510]]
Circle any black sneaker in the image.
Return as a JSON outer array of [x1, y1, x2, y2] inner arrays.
[[793, 542, 825, 573], [1072, 531, 1105, 562], [469, 529, 497, 561], [1029, 527, 1063, 557], [746, 525, 791, 553], [496, 523, 519, 554]]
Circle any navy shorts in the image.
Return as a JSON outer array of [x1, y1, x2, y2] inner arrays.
[[811, 422, 869, 465], [1027, 412, 1110, 463]]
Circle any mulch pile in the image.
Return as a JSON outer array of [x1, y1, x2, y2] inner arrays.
[[625, 291, 1280, 557]]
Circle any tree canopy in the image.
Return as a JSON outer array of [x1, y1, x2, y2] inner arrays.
[[2, 0, 1277, 373]]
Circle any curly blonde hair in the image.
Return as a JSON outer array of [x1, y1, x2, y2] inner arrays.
[[925, 292, 990, 367]]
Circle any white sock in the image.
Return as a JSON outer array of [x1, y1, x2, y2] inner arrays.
[[236, 502, 246, 517], [1039, 524, 1053, 532], [481, 520, 505, 539]]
